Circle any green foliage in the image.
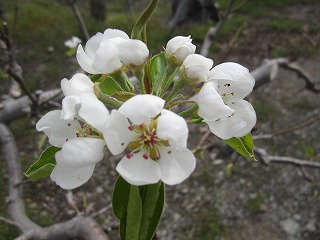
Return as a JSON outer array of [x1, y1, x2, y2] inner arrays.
[[0, 223, 19, 239], [193, 209, 224, 239], [246, 194, 265, 214], [25, 146, 60, 178], [112, 177, 165, 240], [268, 18, 303, 33], [224, 133, 255, 160]]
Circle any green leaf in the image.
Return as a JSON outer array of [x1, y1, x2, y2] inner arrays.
[[99, 76, 124, 95], [148, 52, 167, 95], [0, 68, 9, 80], [224, 133, 255, 160], [112, 176, 142, 240], [138, 182, 165, 240], [112, 177, 165, 240], [24, 146, 60, 178], [65, 47, 77, 57]]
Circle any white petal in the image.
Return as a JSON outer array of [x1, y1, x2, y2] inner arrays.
[[61, 73, 94, 97], [119, 94, 165, 125], [84, 32, 104, 58], [76, 45, 100, 74], [79, 93, 109, 132], [102, 110, 136, 155], [184, 54, 213, 70], [118, 39, 149, 66], [206, 117, 247, 140], [173, 46, 194, 62], [92, 40, 122, 74], [198, 82, 234, 121], [232, 100, 257, 137], [166, 36, 192, 55], [157, 109, 188, 148], [158, 147, 196, 185], [116, 151, 161, 186], [205, 99, 256, 139], [182, 54, 213, 82], [103, 28, 129, 40], [50, 164, 95, 190], [61, 96, 81, 121], [209, 62, 255, 99], [55, 138, 105, 168], [36, 110, 80, 147]]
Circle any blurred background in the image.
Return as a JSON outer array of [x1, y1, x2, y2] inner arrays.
[[0, 0, 319, 239]]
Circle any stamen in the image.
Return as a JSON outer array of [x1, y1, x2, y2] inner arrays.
[[126, 153, 133, 159], [128, 125, 134, 131], [143, 153, 148, 160]]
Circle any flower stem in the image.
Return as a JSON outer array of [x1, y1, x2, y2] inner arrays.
[[134, 68, 147, 94], [158, 63, 178, 97], [94, 84, 122, 109], [178, 103, 199, 117], [165, 77, 185, 104]]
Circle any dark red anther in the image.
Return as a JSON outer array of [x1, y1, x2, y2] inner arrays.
[[128, 125, 134, 131], [126, 153, 133, 159], [143, 153, 149, 160]]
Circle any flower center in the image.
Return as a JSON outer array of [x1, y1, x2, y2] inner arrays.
[[126, 120, 169, 161]]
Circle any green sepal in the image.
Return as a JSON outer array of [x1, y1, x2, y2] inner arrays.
[[112, 177, 165, 240], [99, 76, 125, 95], [192, 116, 204, 124], [224, 133, 256, 160], [24, 146, 60, 178], [111, 91, 135, 102], [90, 74, 102, 82]]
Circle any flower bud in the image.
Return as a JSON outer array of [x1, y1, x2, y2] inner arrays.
[[165, 36, 196, 66], [77, 28, 149, 74], [180, 54, 213, 84]]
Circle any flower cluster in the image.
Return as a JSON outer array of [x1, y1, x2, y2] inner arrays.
[[36, 28, 256, 190]]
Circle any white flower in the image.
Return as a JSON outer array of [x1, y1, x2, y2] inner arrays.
[[165, 36, 196, 63], [36, 93, 110, 189], [60, 73, 94, 121], [64, 36, 82, 49], [102, 94, 196, 186], [181, 54, 213, 83], [197, 62, 256, 140], [76, 28, 149, 74]]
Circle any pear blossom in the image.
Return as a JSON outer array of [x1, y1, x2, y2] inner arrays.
[[165, 36, 196, 64], [36, 93, 110, 189], [102, 94, 196, 186], [76, 28, 149, 74], [197, 62, 256, 140], [60, 73, 94, 121], [180, 54, 213, 84]]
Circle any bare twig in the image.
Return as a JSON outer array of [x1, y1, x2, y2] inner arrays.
[[0, 123, 40, 232], [280, 62, 320, 94], [200, 0, 235, 57], [253, 115, 320, 140], [68, 0, 90, 41], [6, 67, 37, 105], [0, 216, 22, 229], [254, 147, 320, 169]]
